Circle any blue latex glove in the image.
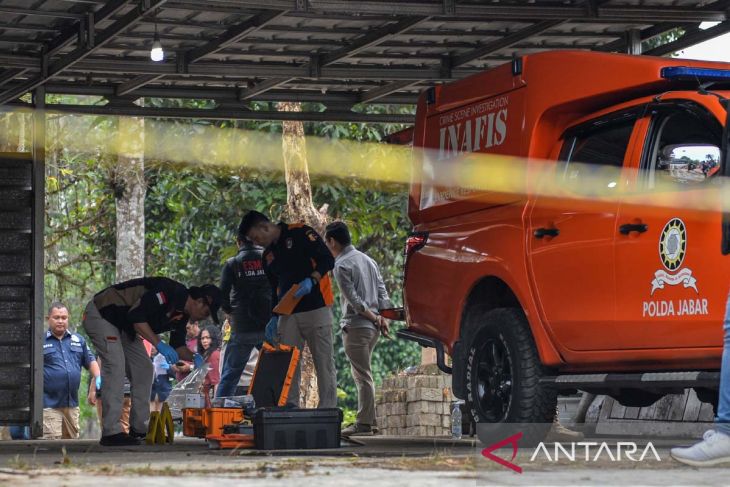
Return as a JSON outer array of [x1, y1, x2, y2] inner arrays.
[[156, 341, 179, 365], [193, 353, 205, 369], [265, 316, 279, 343], [294, 277, 315, 298], [159, 361, 170, 370], [95, 375, 102, 390]]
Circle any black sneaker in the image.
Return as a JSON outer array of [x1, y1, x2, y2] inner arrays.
[[129, 429, 147, 440], [99, 432, 140, 446]]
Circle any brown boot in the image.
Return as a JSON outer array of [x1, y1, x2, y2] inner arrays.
[[341, 423, 374, 437]]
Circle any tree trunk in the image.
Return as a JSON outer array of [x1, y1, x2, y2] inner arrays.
[[0, 112, 25, 152], [278, 102, 329, 408], [45, 114, 61, 298], [114, 114, 145, 281], [17, 112, 26, 152], [0, 114, 10, 151]]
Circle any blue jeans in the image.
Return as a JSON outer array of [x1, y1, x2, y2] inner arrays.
[[8, 425, 30, 440], [216, 332, 260, 398], [716, 293, 730, 434]]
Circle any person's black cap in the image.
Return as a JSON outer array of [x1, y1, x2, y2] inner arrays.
[[189, 284, 222, 324]]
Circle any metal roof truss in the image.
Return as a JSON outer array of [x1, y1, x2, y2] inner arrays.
[[0, 0, 727, 122]]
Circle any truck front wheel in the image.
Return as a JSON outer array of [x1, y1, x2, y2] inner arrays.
[[464, 308, 557, 441]]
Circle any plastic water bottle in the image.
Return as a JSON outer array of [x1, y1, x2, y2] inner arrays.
[[451, 402, 462, 440]]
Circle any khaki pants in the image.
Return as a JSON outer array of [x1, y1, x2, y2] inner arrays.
[[43, 407, 80, 439], [82, 301, 153, 436], [343, 326, 379, 426], [278, 307, 337, 408]]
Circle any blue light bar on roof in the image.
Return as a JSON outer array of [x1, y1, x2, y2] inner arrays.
[[661, 66, 730, 82]]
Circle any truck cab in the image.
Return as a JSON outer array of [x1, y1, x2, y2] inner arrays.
[[400, 50, 730, 435]]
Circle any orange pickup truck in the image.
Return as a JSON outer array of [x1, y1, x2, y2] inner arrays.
[[397, 50, 730, 430]]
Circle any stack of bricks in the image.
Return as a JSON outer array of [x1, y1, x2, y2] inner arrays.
[[375, 365, 455, 437]]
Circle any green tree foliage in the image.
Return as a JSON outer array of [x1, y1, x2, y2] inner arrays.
[[44, 108, 118, 317], [642, 27, 686, 53], [144, 166, 287, 282]]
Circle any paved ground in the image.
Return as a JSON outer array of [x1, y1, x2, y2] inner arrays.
[[0, 436, 727, 486]]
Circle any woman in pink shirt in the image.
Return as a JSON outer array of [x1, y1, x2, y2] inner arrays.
[[197, 325, 221, 398]]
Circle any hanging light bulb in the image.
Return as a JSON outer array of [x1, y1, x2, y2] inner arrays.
[[150, 23, 164, 62]]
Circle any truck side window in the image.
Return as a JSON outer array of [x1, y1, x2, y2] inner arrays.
[[644, 109, 722, 190], [559, 120, 634, 188]]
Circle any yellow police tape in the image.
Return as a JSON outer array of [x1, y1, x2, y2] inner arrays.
[[3, 108, 730, 216], [146, 402, 174, 445]]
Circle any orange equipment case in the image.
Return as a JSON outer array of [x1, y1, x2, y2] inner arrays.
[[196, 343, 301, 447], [247, 342, 300, 407], [183, 407, 244, 438], [206, 433, 255, 450]]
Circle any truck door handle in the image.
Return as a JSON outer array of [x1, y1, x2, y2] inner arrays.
[[533, 227, 559, 239], [619, 223, 648, 235]]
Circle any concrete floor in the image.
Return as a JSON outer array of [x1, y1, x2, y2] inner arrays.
[[0, 435, 727, 486]]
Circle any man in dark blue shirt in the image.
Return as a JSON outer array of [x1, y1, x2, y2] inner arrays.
[[43, 302, 100, 439], [239, 210, 337, 408]]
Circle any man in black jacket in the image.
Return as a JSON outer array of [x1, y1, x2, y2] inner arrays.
[[83, 277, 221, 446], [216, 233, 272, 398], [239, 210, 337, 408]]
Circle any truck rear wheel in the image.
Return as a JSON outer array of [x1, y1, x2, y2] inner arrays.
[[464, 307, 557, 443]]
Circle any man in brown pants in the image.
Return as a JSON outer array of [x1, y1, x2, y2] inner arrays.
[[325, 221, 392, 436]]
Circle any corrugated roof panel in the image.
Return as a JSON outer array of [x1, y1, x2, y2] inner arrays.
[[0, 3, 724, 117]]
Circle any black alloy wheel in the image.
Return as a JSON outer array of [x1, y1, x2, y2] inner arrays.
[[474, 336, 513, 422]]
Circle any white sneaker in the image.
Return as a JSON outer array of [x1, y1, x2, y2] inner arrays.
[[545, 422, 584, 442], [671, 430, 730, 467]]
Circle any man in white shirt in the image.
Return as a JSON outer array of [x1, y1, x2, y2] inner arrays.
[[325, 221, 392, 436]]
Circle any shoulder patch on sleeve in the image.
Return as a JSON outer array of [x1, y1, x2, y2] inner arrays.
[[306, 230, 319, 242], [156, 292, 167, 305]]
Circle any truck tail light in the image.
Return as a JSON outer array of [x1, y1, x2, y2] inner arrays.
[[405, 232, 428, 256]]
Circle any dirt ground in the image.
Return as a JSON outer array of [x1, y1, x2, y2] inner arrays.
[[0, 436, 726, 486]]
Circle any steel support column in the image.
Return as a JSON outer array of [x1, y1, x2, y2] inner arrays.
[[626, 29, 642, 55], [30, 86, 45, 439]]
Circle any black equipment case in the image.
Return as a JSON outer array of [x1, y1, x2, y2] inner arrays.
[[253, 407, 342, 450]]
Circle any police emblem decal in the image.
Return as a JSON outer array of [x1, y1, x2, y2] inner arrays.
[[650, 217, 697, 295], [659, 218, 686, 271]]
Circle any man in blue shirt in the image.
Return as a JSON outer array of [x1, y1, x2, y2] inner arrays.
[[43, 302, 100, 439]]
